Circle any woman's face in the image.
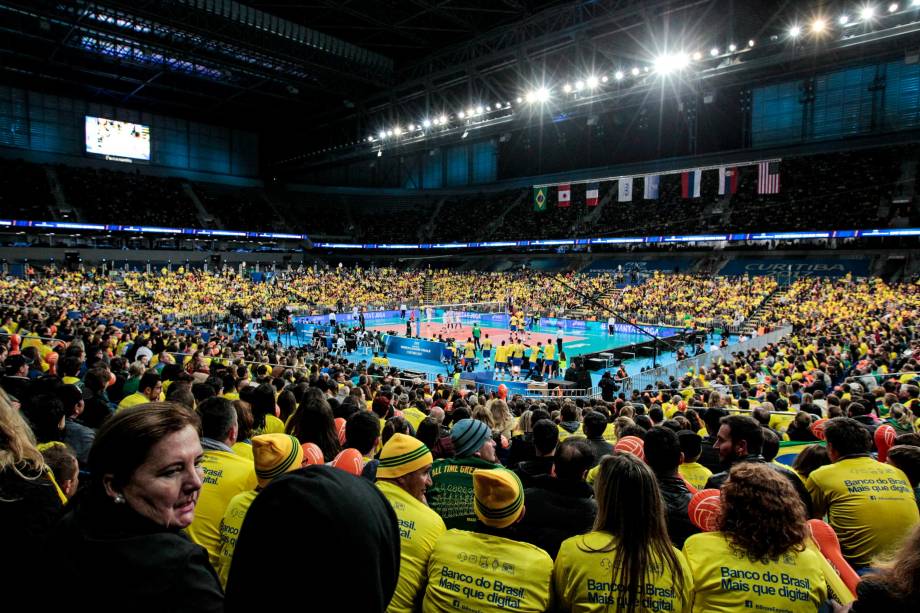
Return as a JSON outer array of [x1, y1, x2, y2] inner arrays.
[[119, 426, 204, 529]]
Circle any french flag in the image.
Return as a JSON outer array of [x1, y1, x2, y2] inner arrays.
[[718, 166, 738, 195], [586, 182, 599, 206], [681, 169, 701, 199]]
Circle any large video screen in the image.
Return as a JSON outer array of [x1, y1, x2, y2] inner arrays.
[[85, 116, 151, 161]]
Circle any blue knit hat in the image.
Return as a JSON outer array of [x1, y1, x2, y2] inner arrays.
[[451, 419, 492, 458]]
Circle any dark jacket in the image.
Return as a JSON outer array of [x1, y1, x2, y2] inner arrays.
[[46, 491, 223, 613], [1, 374, 30, 403], [706, 454, 813, 516], [516, 475, 597, 558], [698, 434, 722, 473], [850, 576, 920, 612], [63, 417, 95, 466], [656, 473, 700, 548], [506, 433, 535, 468], [2, 464, 63, 591], [851, 415, 880, 443], [513, 456, 555, 487], [585, 437, 614, 466]]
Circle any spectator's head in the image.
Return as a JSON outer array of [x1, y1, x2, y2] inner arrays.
[[703, 407, 728, 436], [472, 468, 524, 529], [252, 434, 304, 489], [791, 444, 831, 479], [824, 417, 872, 461], [553, 438, 595, 482], [583, 411, 608, 439], [715, 415, 763, 466], [41, 443, 79, 498], [450, 419, 495, 462], [719, 463, 807, 564], [677, 430, 702, 463], [89, 402, 202, 529], [345, 411, 380, 456], [377, 433, 434, 503], [643, 427, 682, 476], [138, 372, 162, 402], [761, 428, 780, 462], [197, 396, 238, 445], [887, 445, 920, 488], [532, 419, 559, 457]]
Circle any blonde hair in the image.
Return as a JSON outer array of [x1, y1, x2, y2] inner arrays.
[[0, 389, 45, 476]]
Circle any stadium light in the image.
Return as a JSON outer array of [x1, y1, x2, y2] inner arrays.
[[406, 124, 414, 131], [789, 25, 802, 38], [710, 47, 720, 56], [614, 70, 624, 80], [631, 67, 641, 76], [535, 87, 550, 102], [889, 3, 900, 12], [811, 18, 827, 33], [422, 119, 431, 128], [378, 131, 386, 140], [563, 83, 572, 93], [385, 129, 393, 137], [913, 0, 920, 6], [748, 39, 755, 47], [861, 5, 876, 20], [586, 75, 599, 88], [653, 52, 690, 75], [601, 75, 609, 83], [476, 105, 484, 114], [692, 51, 703, 61], [439, 114, 447, 124], [839, 14, 850, 24], [728, 43, 737, 51], [394, 126, 402, 136], [516, 96, 523, 104], [575, 80, 584, 91]]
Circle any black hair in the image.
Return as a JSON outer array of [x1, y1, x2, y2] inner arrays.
[[197, 396, 237, 442], [824, 417, 871, 456], [554, 438, 595, 481], [345, 411, 381, 456], [642, 427, 682, 476], [532, 418, 560, 456], [720, 414, 764, 455]]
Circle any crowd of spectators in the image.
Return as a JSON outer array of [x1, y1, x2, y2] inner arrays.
[[56, 165, 201, 228], [0, 158, 57, 221], [2, 265, 920, 610]]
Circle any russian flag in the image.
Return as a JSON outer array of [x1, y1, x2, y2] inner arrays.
[[718, 166, 738, 195], [681, 169, 701, 199]]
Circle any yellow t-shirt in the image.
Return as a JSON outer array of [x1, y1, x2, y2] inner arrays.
[[678, 462, 713, 491], [805, 456, 919, 567], [495, 345, 509, 363], [186, 449, 258, 569], [378, 481, 446, 613], [543, 344, 555, 360], [216, 489, 258, 588], [117, 391, 150, 411], [424, 529, 553, 612], [682, 531, 828, 613], [231, 441, 254, 460], [482, 338, 493, 351], [553, 531, 692, 613], [464, 343, 476, 359], [402, 407, 427, 433], [768, 409, 796, 434], [253, 414, 285, 436]]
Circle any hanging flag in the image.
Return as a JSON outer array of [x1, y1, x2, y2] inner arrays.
[[558, 183, 571, 206], [758, 161, 781, 194], [644, 175, 660, 200], [533, 186, 547, 211], [618, 177, 633, 202], [586, 182, 599, 206], [681, 169, 702, 199], [718, 166, 739, 195]]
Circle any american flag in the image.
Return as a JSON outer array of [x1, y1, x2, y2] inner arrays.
[[758, 161, 780, 194]]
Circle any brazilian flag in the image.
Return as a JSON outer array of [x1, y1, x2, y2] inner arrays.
[[533, 186, 547, 212]]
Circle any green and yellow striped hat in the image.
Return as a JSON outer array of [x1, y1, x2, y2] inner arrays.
[[474, 469, 524, 528], [377, 433, 433, 479], [252, 434, 304, 488]]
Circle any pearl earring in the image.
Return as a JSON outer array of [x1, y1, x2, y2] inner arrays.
[[114, 494, 125, 504]]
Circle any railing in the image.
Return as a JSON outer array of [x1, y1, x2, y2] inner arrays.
[[618, 326, 793, 395]]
